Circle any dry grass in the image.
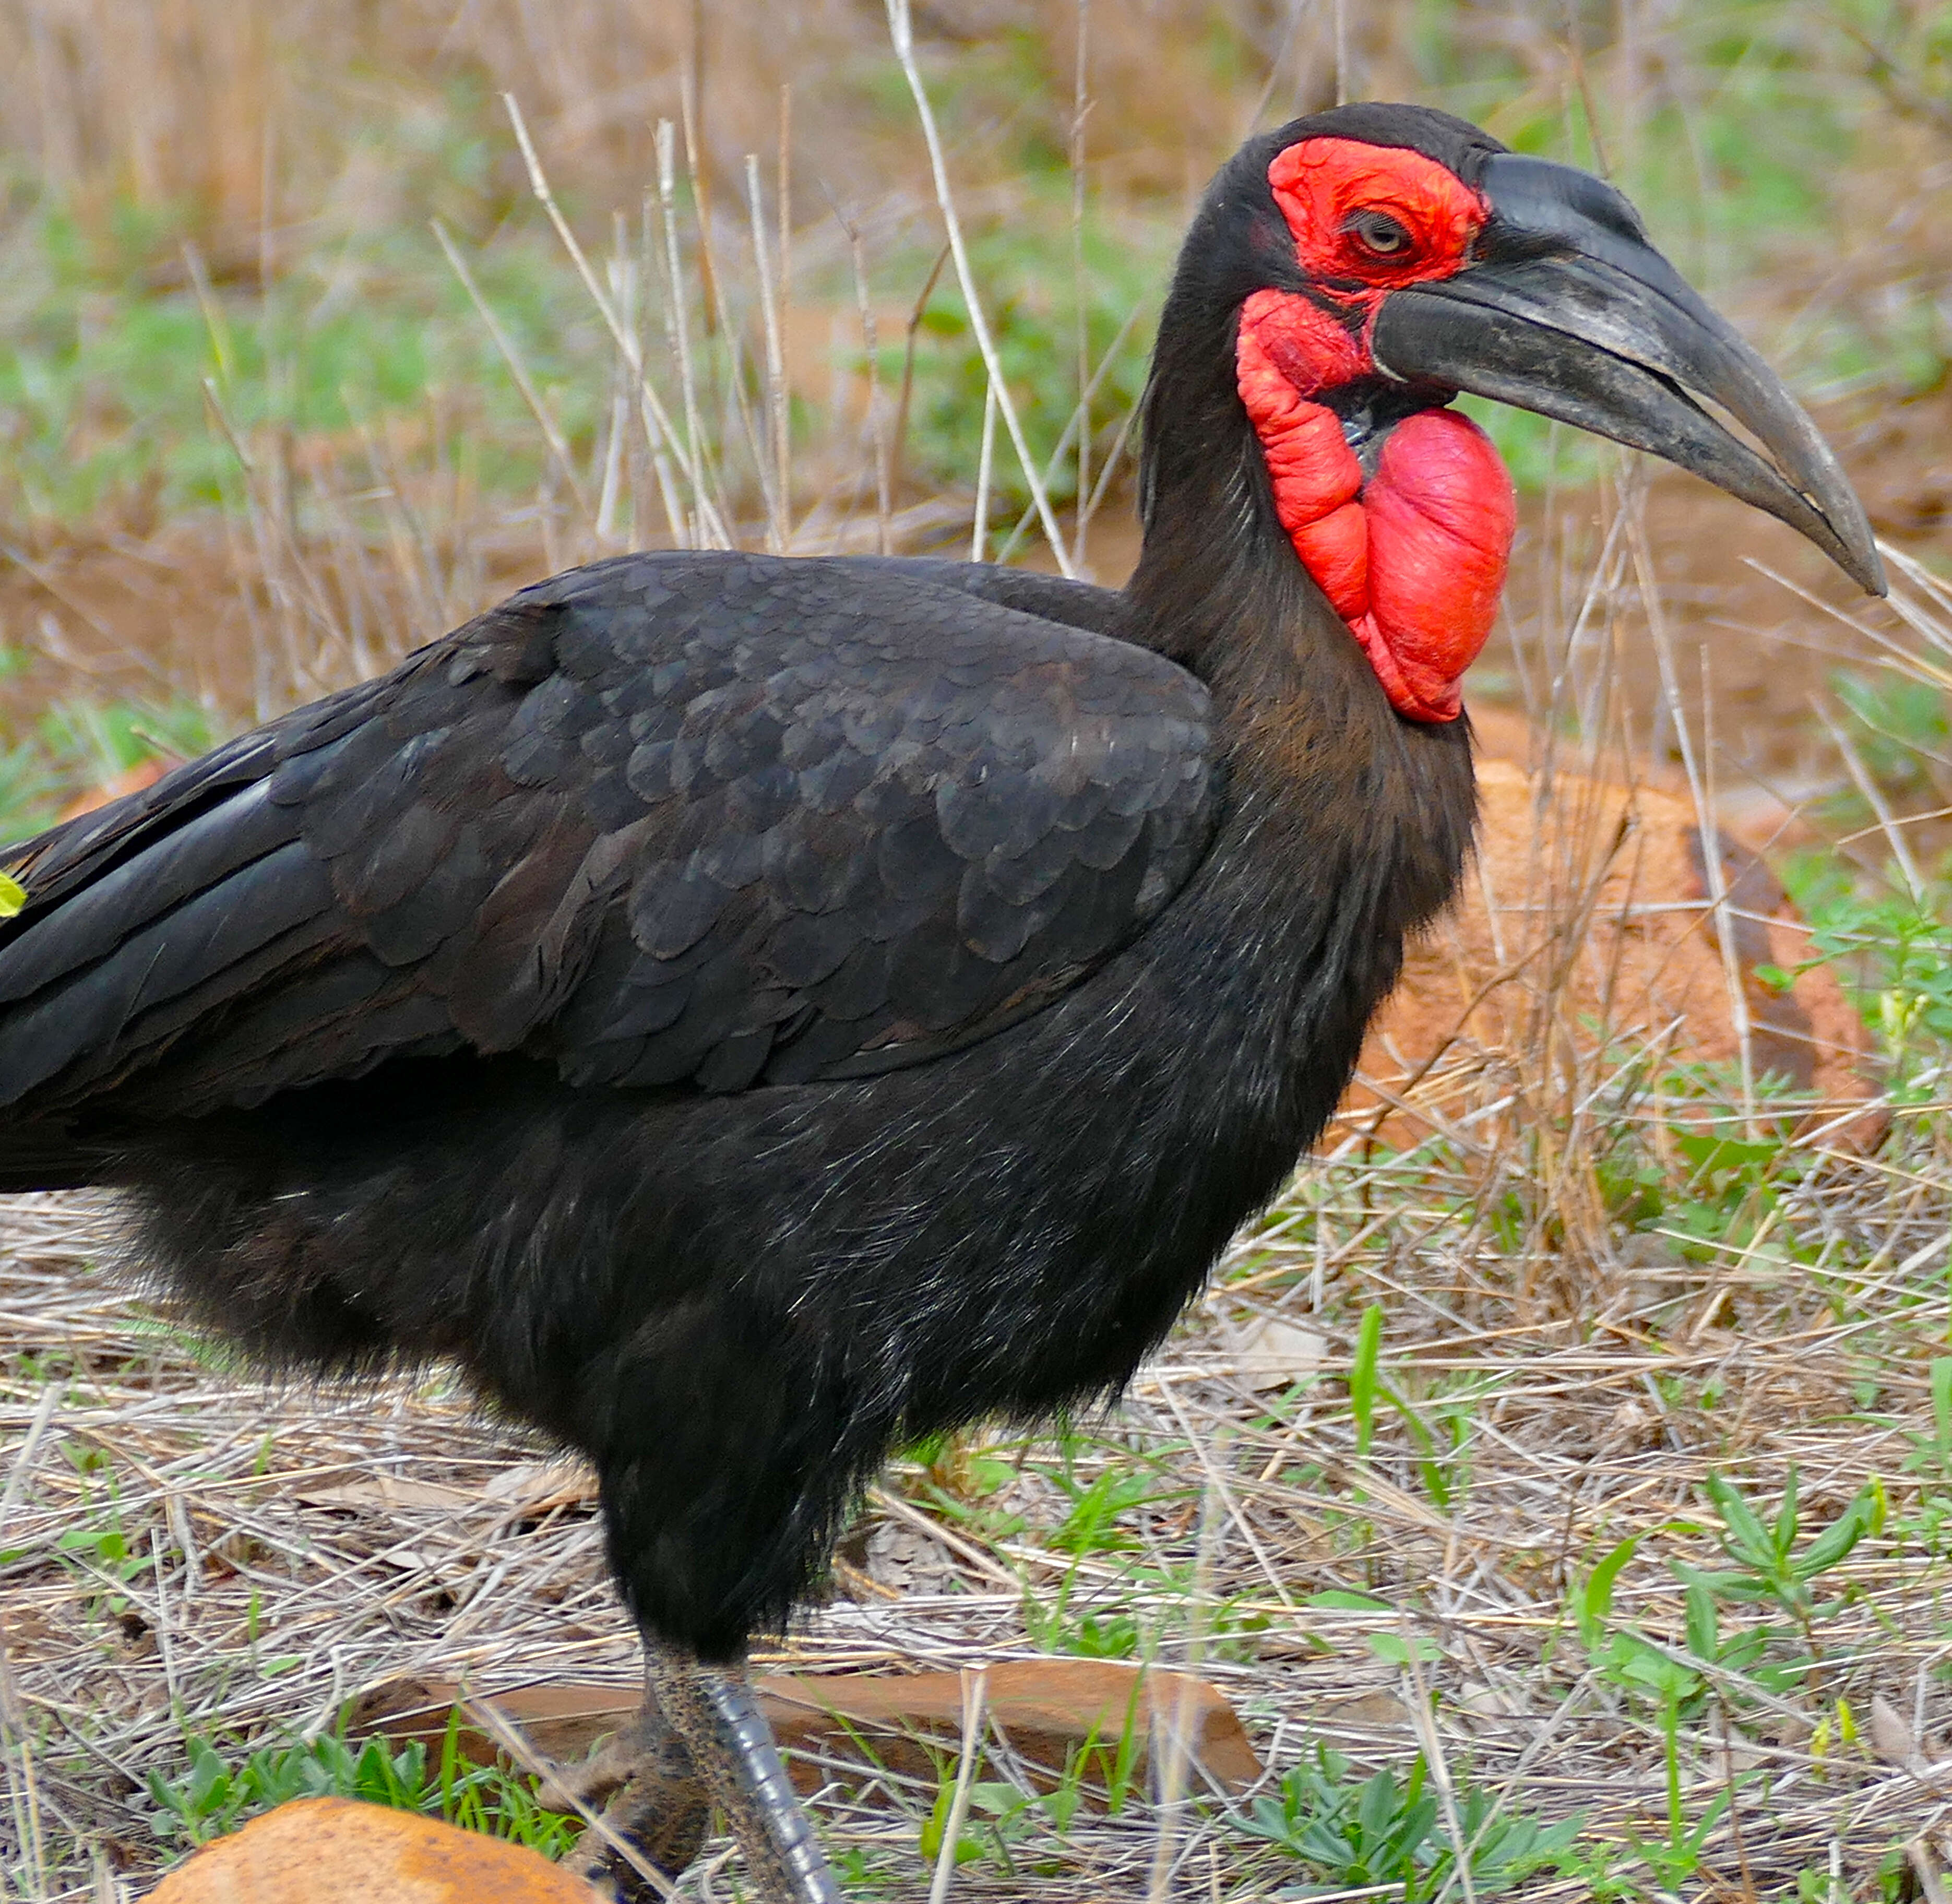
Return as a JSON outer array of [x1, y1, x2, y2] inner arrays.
[[3, 1055, 1950, 1899]]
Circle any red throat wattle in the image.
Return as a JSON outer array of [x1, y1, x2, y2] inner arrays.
[[1236, 139, 1517, 723]]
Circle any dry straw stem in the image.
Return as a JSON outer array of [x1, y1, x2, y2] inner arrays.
[[884, 0, 1076, 579], [743, 152, 792, 555], [924, 1667, 987, 1904], [503, 92, 729, 554], [461, 1691, 681, 1902], [1627, 506, 1759, 1125], [431, 221, 590, 523]]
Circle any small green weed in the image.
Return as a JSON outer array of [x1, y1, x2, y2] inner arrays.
[[1238, 1742, 1582, 1898], [148, 1716, 577, 1857], [917, 1697, 1144, 1878], [1569, 1469, 1883, 1889], [1680, 1467, 1884, 1649]]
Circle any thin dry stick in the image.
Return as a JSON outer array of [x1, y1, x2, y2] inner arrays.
[[925, 1667, 989, 1904], [1562, 0, 1613, 177], [1719, 1706, 1760, 1898], [503, 94, 725, 550], [1157, 1378, 1296, 1610], [0, 548, 172, 691], [198, 379, 329, 706], [0, 1379, 58, 1539], [1884, 540, 1952, 626], [431, 221, 590, 521], [680, 8, 719, 331], [1909, 1838, 1952, 1904], [778, 84, 794, 523], [1070, 0, 1091, 574], [594, 221, 634, 545], [993, 295, 1148, 563], [890, 241, 952, 502], [776, 85, 792, 303], [1745, 553, 1919, 680], [1691, 640, 1758, 1128], [654, 119, 711, 548], [688, 155, 774, 545], [970, 378, 998, 562], [867, 1486, 1019, 1589], [1401, 1627, 1477, 1904], [149, 1528, 179, 1712], [460, 1692, 682, 1902], [1624, 500, 1755, 1125], [1817, 702, 1929, 903], [1146, 1476, 1220, 1904], [1242, 0, 1314, 139], [745, 153, 791, 552], [1074, 395, 1140, 543], [0, 1636, 46, 1898], [885, 0, 1075, 577], [831, 196, 894, 554]]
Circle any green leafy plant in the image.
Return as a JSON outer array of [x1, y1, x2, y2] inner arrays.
[[148, 1717, 577, 1856], [1239, 1743, 1581, 1898], [1576, 1532, 1742, 1885], [1679, 1468, 1884, 1647], [1902, 1357, 1952, 1482], [1349, 1304, 1384, 1459]]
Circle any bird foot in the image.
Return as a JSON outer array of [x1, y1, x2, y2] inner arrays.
[[555, 1700, 711, 1902]]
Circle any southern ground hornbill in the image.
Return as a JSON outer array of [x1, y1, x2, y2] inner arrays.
[[0, 105, 1879, 1898]]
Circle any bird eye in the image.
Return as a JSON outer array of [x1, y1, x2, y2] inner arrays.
[[1344, 210, 1413, 259]]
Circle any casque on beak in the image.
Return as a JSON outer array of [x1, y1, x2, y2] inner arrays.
[[1368, 151, 1885, 597]]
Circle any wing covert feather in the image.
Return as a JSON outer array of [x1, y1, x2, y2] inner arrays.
[[0, 553, 1219, 1112]]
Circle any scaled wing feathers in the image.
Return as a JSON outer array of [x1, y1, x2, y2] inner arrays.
[[0, 553, 1219, 1116]]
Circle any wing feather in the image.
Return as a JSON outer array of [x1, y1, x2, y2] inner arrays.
[[0, 552, 1219, 1117]]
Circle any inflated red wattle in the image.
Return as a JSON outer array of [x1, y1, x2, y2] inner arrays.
[[1352, 411, 1515, 722], [1234, 307, 1366, 623], [1236, 295, 1515, 723]]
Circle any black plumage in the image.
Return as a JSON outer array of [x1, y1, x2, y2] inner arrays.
[[0, 109, 1880, 1894], [0, 525, 1463, 1652]]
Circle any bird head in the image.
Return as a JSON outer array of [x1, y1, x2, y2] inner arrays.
[[1139, 103, 1883, 722]]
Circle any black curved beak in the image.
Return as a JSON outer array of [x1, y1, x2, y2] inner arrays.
[[1370, 152, 1885, 597]]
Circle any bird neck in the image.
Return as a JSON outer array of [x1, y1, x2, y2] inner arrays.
[[1122, 300, 1388, 731], [1118, 289, 1480, 1090]]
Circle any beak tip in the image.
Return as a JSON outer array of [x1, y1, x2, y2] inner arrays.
[[1838, 530, 1887, 599]]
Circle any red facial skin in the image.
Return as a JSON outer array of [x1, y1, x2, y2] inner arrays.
[[1236, 137, 1517, 722]]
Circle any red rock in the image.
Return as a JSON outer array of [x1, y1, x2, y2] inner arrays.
[[145, 1796, 599, 1902], [1342, 758, 1879, 1148]]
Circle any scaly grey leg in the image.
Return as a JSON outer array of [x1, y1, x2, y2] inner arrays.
[[647, 1645, 841, 1904]]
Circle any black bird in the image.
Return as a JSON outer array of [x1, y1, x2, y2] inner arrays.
[[1, 105, 1878, 1900]]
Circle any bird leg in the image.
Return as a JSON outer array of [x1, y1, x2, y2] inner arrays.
[[645, 1644, 842, 1904]]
